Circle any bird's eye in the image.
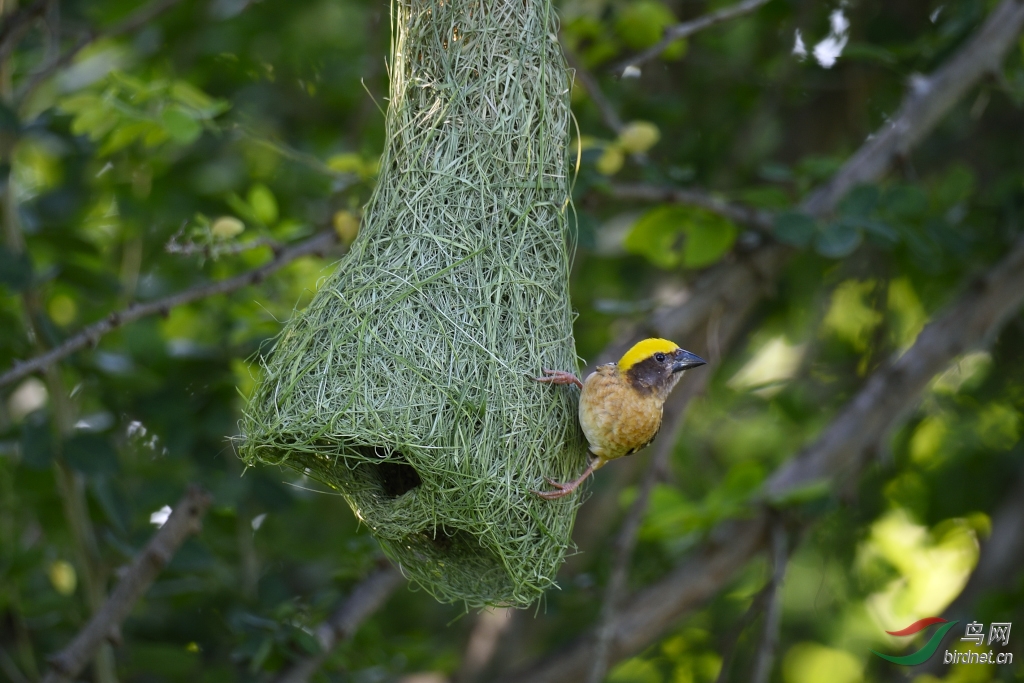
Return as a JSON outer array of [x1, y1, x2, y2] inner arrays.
[[655, 352, 666, 362]]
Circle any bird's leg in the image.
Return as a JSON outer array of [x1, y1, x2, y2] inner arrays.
[[531, 369, 584, 389], [534, 457, 602, 500]]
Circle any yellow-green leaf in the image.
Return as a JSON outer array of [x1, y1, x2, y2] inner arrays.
[[160, 106, 202, 145], [624, 205, 737, 269], [248, 183, 278, 225]]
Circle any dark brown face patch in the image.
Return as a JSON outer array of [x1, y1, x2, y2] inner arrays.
[[625, 355, 673, 394]]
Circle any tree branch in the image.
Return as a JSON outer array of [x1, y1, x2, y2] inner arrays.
[[606, 0, 1024, 239], [165, 234, 285, 259], [750, 523, 787, 683], [496, 231, 1024, 683], [561, 39, 623, 134], [611, 0, 771, 76], [41, 485, 213, 683], [764, 239, 1024, 497], [801, 0, 1024, 217], [712, 581, 774, 683], [633, 0, 1024, 353], [502, 229, 1024, 682], [271, 566, 403, 683], [0, 0, 48, 63], [0, 230, 340, 389], [587, 325, 730, 683], [568, 0, 1024, 586], [585, 408, 677, 683], [605, 182, 774, 233]]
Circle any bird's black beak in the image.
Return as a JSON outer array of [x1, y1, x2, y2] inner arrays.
[[671, 349, 707, 373]]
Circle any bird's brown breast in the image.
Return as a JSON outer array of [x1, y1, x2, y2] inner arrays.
[[578, 365, 664, 460]]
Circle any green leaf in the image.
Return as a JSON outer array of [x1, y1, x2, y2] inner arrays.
[[624, 208, 682, 268], [171, 81, 217, 111], [0, 246, 32, 290], [734, 185, 791, 209], [847, 217, 898, 244], [99, 121, 158, 155], [773, 211, 817, 247], [766, 478, 832, 506], [839, 185, 879, 219], [64, 433, 119, 476], [172, 82, 230, 118], [58, 93, 103, 115], [143, 125, 170, 148], [247, 184, 279, 226], [70, 103, 117, 140], [109, 71, 155, 97], [842, 42, 898, 65], [683, 211, 736, 267], [160, 106, 203, 145], [816, 221, 863, 258], [225, 193, 261, 225], [290, 626, 322, 655], [883, 185, 928, 220], [624, 205, 737, 269], [934, 163, 975, 208], [615, 1, 677, 50]]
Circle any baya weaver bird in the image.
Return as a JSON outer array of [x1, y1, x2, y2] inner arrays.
[[532, 338, 707, 499]]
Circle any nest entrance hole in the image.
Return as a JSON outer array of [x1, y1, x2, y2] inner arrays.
[[353, 445, 422, 498]]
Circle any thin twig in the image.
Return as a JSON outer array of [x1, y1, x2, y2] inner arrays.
[[0, 0, 48, 63], [750, 523, 787, 683], [41, 485, 213, 683], [13, 0, 187, 103], [606, 182, 775, 233], [712, 582, 774, 683], [0, 648, 30, 683], [0, 230, 340, 388], [764, 239, 1024, 497], [513, 0, 1024, 640], [611, 0, 771, 76], [569, 0, 1024, 577], [165, 234, 284, 259], [560, 39, 623, 133], [232, 123, 359, 179], [2, 122, 119, 683], [271, 566, 403, 683], [586, 368, 712, 683], [800, 0, 1024, 217]]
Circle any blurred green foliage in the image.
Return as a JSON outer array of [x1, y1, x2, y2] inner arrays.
[[0, 0, 1023, 681]]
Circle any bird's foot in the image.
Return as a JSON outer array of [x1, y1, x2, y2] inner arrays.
[[532, 476, 580, 500], [532, 486, 575, 500], [530, 369, 583, 389]]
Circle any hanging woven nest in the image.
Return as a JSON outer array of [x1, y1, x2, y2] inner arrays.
[[239, 0, 585, 606]]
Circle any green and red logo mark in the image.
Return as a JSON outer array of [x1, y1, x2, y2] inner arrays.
[[871, 617, 960, 665]]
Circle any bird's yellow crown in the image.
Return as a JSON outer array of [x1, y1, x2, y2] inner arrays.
[[617, 338, 680, 372]]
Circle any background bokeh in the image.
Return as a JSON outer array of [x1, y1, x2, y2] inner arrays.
[[1, 0, 1023, 681]]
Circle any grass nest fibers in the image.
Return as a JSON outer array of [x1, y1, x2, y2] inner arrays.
[[239, 0, 586, 606]]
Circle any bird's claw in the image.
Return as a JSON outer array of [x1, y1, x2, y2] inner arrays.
[[530, 369, 583, 389], [532, 487, 573, 500], [532, 476, 577, 499]]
